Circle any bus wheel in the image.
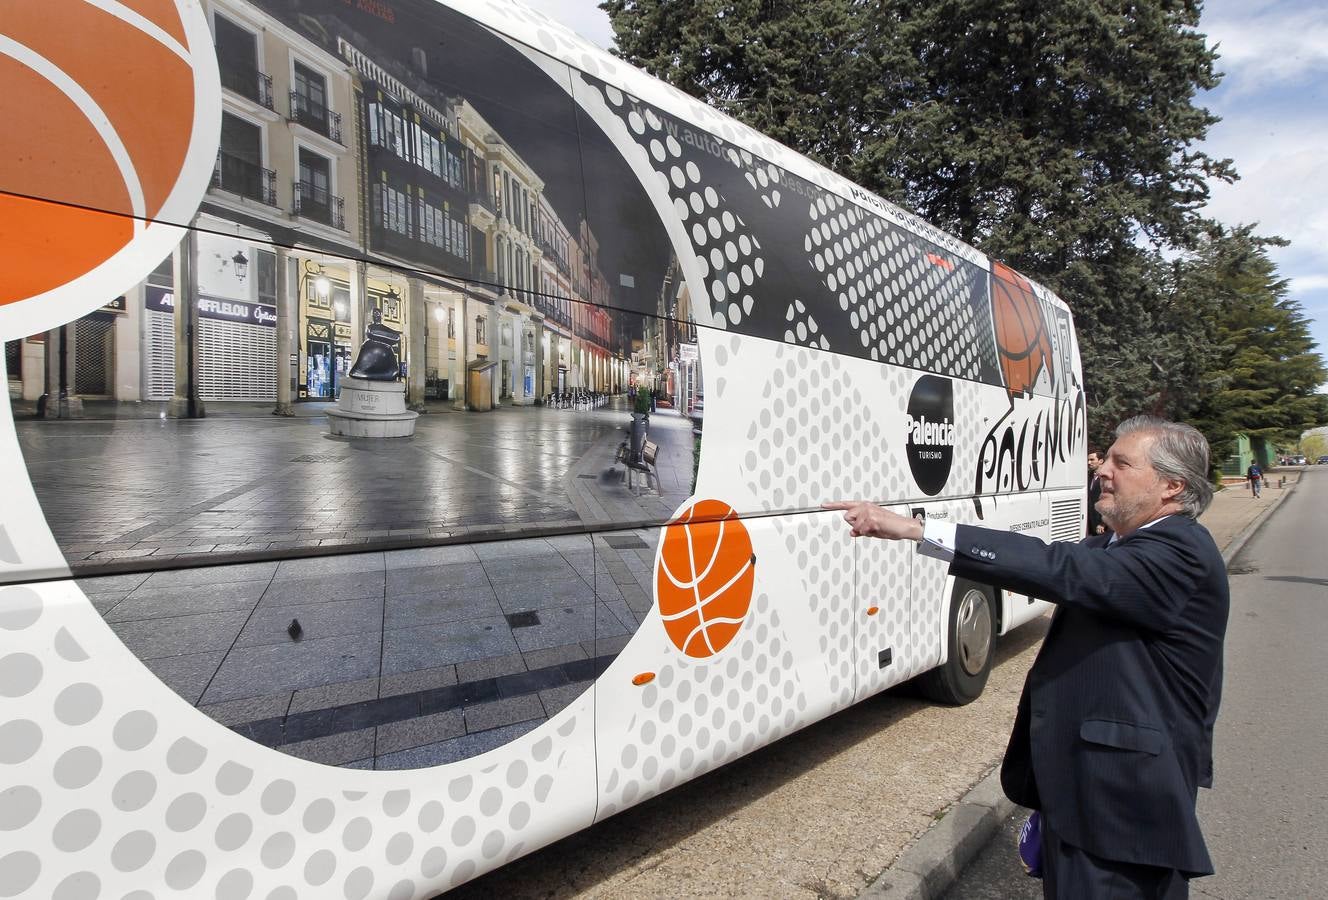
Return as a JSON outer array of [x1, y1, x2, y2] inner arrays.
[[918, 579, 995, 705]]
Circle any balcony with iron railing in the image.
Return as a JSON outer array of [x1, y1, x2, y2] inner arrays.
[[212, 151, 277, 206], [470, 190, 496, 215], [534, 293, 572, 327], [537, 237, 570, 275], [294, 181, 345, 230], [219, 59, 273, 109], [289, 91, 343, 144]]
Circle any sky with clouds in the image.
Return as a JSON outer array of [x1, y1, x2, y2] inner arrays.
[[522, 0, 1327, 390], [1201, 0, 1328, 390]]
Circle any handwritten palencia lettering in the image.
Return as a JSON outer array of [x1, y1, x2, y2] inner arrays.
[[975, 391, 1085, 497]]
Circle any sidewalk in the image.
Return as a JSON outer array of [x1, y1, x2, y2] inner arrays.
[[858, 468, 1303, 900], [1199, 468, 1300, 560]]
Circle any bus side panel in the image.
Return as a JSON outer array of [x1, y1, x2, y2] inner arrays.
[[854, 507, 913, 700], [999, 487, 1086, 632], [0, 572, 603, 897], [0, 381, 67, 581], [593, 510, 857, 820]]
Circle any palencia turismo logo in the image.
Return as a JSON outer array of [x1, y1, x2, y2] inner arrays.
[[906, 375, 955, 495], [908, 414, 955, 458]]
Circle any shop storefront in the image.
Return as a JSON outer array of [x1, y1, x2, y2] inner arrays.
[[522, 325, 536, 400], [196, 296, 278, 401], [677, 341, 700, 413], [298, 261, 351, 401], [61, 294, 133, 399], [425, 300, 454, 400], [143, 286, 176, 401], [297, 260, 407, 400], [303, 316, 351, 400]]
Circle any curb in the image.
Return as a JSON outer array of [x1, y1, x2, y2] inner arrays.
[[858, 769, 1015, 900], [857, 476, 1301, 900], [1220, 477, 1298, 566]]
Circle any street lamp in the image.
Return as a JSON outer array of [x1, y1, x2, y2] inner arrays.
[[231, 250, 248, 281]]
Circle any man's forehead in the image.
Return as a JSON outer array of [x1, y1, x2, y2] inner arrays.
[[1108, 431, 1153, 459]]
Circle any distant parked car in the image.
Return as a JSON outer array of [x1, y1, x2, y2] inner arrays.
[[1316, 455, 1328, 465], [1290, 455, 1307, 465]]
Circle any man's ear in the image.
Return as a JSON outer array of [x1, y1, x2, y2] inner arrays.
[[1162, 477, 1185, 503]]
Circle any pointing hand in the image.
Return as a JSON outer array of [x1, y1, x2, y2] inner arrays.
[[822, 501, 923, 541]]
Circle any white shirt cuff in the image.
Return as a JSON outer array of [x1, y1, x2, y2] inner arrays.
[[919, 520, 957, 561]]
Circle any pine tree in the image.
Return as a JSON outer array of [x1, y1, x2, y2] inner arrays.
[[600, 0, 872, 175], [1180, 226, 1328, 457]]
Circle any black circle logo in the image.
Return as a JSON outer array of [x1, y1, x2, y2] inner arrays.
[[906, 375, 955, 496]]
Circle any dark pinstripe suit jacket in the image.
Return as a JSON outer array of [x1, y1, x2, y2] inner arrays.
[[950, 516, 1228, 876]]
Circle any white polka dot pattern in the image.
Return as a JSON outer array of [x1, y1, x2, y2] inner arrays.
[[948, 379, 984, 502], [738, 344, 901, 510], [777, 515, 858, 712], [0, 576, 598, 898], [595, 587, 814, 817], [784, 299, 830, 350], [591, 75, 768, 330], [910, 501, 972, 675], [579, 72, 1008, 388], [854, 519, 915, 695]]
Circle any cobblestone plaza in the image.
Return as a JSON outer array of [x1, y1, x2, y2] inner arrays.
[[17, 400, 697, 769]]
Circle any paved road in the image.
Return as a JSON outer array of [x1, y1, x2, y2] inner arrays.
[[941, 466, 1327, 899], [1197, 464, 1328, 898]]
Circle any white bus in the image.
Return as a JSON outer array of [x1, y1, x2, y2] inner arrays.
[[0, 0, 1086, 895]]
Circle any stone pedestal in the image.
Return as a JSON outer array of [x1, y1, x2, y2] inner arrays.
[[326, 377, 419, 438]]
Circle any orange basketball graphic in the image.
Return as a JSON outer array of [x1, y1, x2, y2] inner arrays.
[[656, 499, 756, 659], [991, 262, 1054, 398], [0, 0, 220, 336]]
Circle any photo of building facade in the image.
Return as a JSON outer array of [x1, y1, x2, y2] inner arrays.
[[5, 0, 642, 417]]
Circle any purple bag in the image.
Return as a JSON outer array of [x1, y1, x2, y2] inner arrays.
[[1018, 811, 1043, 878]]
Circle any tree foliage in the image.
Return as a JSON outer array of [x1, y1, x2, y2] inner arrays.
[[1301, 431, 1328, 460], [1179, 226, 1328, 455], [600, 0, 872, 175], [602, 0, 1327, 455]]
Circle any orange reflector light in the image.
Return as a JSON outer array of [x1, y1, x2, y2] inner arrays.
[[867, 606, 880, 616], [632, 672, 656, 686]]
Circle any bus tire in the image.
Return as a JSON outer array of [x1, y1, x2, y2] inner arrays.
[[917, 579, 996, 705]]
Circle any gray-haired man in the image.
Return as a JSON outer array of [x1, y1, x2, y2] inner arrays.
[[826, 417, 1228, 899]]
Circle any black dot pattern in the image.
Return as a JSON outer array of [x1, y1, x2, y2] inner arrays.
[[583, 75, 1006, 388], [591, 79, 768, 331], [805, 193, 999, 382]]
